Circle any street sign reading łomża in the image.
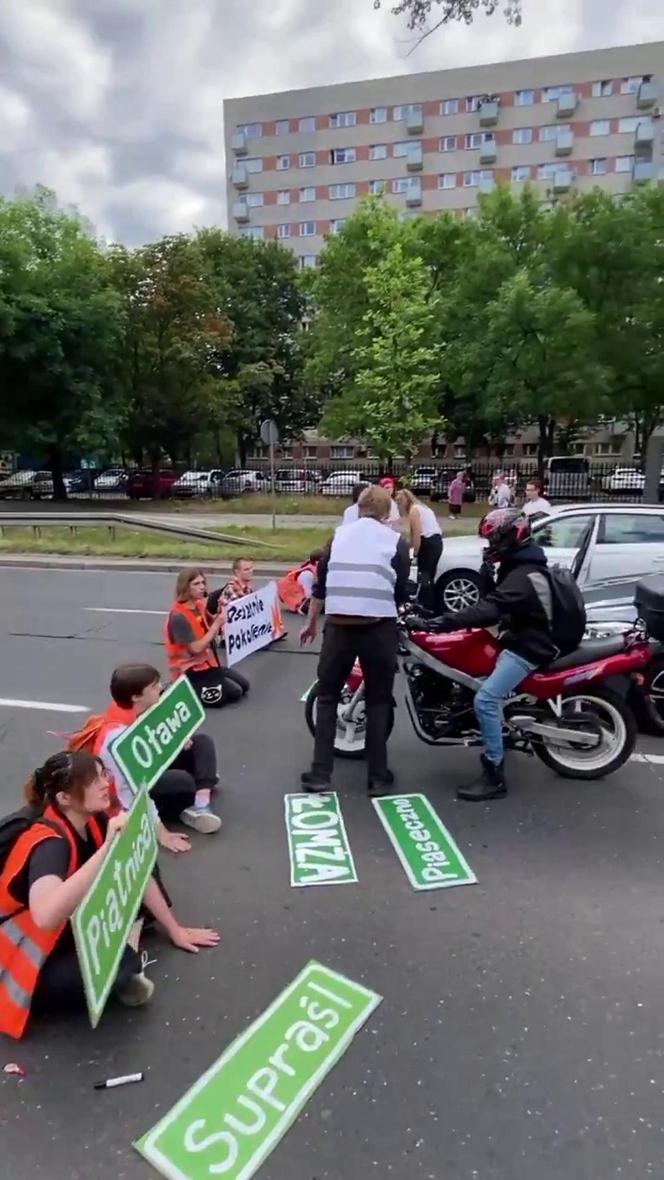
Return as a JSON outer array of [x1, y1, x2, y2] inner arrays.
[[110, 675, 205, 796]]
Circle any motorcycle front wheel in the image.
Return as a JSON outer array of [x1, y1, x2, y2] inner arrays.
[[533, 687, 636, 780], [304, 683, 394, 760]]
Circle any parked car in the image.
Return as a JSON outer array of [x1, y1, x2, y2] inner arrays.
[[430, 469, 476, 504], [434, 503, 664, 613], [66, 469, 97, 494], [30, 471, 74, 499], [0, 470, 38, 499], [320, 471, 363, 497], [274, 467, 321, 494], [172, 470, 225, 498], [409, 466, 438, 496], [95, 467, 128, 492], [126, 469, 178, 500], [602, 467, 645, 495], [220, 469, 269, 497]]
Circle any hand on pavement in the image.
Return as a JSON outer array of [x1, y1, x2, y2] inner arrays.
[[159, 828, 192, 854], [170, 926, 221, 953]]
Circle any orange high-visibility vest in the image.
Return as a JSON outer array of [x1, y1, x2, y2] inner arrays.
[[277, 562, 317, 612], [91, 702, 138, 816], [0, 807, 105, 1039], [164, 600, 219, 681]]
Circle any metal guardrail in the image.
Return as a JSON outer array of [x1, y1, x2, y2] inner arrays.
[[0, 512, 282, 550]]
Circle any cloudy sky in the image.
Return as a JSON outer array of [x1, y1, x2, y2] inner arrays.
[[0, 0, 662, 245]]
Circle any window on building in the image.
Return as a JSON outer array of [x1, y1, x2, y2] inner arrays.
[[616, 155, 635, 173], [331, 147, 356, 164], [299, 116, 316, 133], [441, 98, 459, 115], [369, 144, 387, 160], [542, 85, 573, 102], [369, 179, 386, 194], [516, 89, 535, 106], [540, 123, 569, 142], [393, 103, 422, 121], [245, 192, 264, 207], [393, 140, 416, 157], [299, 221, 316, 237], [512, 127, 533, 144], [299, 255, 317, 269], [299, 186, 316, 202], [244, 158, 263, 174], [590, 119, 611, 136], [392, 176, 421, 194], [512, 165, 530, 182], [454, 445, 467, 458], [440, 135, 458, 152], [240, 226, 264, 240], [277, 224, 291, 239], [618, 116, 640, 133], [304, 446, 318, 457], [593, 439, 624, 457], [621, 75, 647, 95], [466, 95, 482, 112], [463, 170, 493, 187], [522, 443, 539, 456], [239, 122, 262, 138], [537, 163, 557, 181], [275, 120, 290, 136], [465, 131, 495, 149], [329, 111, 356, 128], [331, 445, 355, 459], [299, 151, 316, 168], [591, 157, 608, 175], [277, 189, 290, 205], [330, 219, 347, 234], [592, 79, 613, 98], [276, 155, 290, 171], [329, 182, 356, 200], [370, 107, 388, 123], [438, 173, 457, 189]]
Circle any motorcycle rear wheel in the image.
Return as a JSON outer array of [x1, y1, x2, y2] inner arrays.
[[304, 683, 394, 760], [635, 656, 664, 736], [533, 687, 636, 780]]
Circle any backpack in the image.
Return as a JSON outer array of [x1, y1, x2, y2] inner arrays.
[[0, 806, 64, 876], [547, 565, 587, 656]]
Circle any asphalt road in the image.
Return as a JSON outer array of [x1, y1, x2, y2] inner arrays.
[[1, 566, 664, 1180]]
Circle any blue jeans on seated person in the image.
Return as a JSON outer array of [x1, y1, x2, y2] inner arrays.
[[474, 649, 537, 766]]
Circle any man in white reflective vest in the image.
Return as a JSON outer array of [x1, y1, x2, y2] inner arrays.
[[300, 485, 410, 796]]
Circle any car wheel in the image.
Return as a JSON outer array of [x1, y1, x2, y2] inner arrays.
[[436, 570, 482, 613]]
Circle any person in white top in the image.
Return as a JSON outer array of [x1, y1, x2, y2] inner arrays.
[[489, 472, 514, 509], [342, 480, 400, 529], [396, 488, 443, 610], [522, 480, 552, 518]]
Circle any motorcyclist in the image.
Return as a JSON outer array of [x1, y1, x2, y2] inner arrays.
[[428, 508, 557, 802]]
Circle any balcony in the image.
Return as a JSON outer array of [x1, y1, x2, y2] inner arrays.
[[406, 109, 424, 135], [233, 200, 249, 223], [637, 80, 658, 109], [406, 144, 423, 171], [635, 119, 655, 153], [406, 187, 423, 207], [231, 130, 247, 156], [552, 168, 574, 194], [232, 164, 248, 189], [556, 92, 577, 118], [633, 160, 654, 185], [480, 140, 497, 164], [555, 130, 574, 157], [479, 100, 499, 127]]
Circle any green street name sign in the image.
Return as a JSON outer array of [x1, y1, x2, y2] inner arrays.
[[284, 793, 358, 887], [111, 675, 205, 796], [135, 961, 381, 1180], [72, 787, 157, 1027], [372, 793, 477, 891]]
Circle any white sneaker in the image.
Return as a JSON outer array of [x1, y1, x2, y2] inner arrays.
[[180, 806, 222, 834], [116, 971, 155, 1008]]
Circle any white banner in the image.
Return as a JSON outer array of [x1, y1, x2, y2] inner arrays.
[[223, 581, 286, 666]]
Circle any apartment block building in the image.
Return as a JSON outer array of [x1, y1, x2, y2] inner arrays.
[[223, 40, 663, 268]]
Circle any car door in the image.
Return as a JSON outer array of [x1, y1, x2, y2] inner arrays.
[[530, 511, 600, 585], [588, 511, 664, 585]]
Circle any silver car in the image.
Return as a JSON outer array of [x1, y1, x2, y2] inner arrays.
[[435, 503, 664, 613]]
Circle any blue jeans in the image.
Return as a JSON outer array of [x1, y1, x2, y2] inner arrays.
[[474, 649, 537, 766]]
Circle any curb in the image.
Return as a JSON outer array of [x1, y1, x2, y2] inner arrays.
[[0, 555, 293, 576]]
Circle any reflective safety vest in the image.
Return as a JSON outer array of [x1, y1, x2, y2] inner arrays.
[[91, 702, 137, 817], [277, 562, 317, 612], [0, 807, 105, 1039], [164, 600, 219, 680]]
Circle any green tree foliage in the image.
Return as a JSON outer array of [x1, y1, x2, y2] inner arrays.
[[373, 0, 522, 36]]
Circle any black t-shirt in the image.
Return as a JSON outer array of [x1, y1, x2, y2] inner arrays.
[[8, 813, 108, 958]]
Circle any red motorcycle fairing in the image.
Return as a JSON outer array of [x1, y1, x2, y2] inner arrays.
[[410, 628, 500, 678], [520, 647, 650, 701]]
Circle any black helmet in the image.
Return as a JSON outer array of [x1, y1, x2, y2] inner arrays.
[[478, 508, 531, 561]]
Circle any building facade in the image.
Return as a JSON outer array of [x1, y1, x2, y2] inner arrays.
[[224, 41, 663, 268]]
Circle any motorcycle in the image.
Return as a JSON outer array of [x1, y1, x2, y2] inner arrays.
[[304, 613, 655, 780]]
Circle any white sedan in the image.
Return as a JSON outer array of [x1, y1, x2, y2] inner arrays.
[[320, 471, 363, 497], [434, 503, 664, 613], [602, 467, 645, 494]]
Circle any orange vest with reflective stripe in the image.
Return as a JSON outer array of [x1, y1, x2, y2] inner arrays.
[[277, 562, 317, 612], [0, 807, 105, 1039], [92, 702, 137, 817], [164, 600, 219, 680]]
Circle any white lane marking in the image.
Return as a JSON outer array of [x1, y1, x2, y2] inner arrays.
[[0, 698, 89, 714], [630, 753, 664, 765], [84, 607, 166, 615]]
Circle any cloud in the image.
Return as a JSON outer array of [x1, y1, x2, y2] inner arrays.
[[0, 0, 662, 245]]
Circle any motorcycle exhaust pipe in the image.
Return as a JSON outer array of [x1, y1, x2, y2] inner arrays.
[[508, 715, 601, 749]]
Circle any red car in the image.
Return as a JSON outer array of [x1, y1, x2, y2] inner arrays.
[[126, 469, 178, 500]]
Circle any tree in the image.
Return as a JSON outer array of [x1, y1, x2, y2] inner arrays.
[[374, 0, 522, 40], [0, 188, 124, 497], [322, 239, 442, 461]]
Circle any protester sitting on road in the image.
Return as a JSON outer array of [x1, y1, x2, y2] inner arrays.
[[93, 663, 221, 836], [0, 752, 220, 1039], [166, 568, 250, 709], [396, 488, 443, 612], [277, 549, 325, 615], [522, 480, 552, 519], [207, 556, 256, 613]]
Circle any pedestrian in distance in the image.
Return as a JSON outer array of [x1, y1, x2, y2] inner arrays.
[[165, 568, 250, 709], [522, 480, 552, 519], [447, 471, 466, 520], [341, 481, 371, 525], [396, 488, 443, 613], [0, 752, 220, 1039], [488, 471, 514, 509], [300, 485, 410, 797]]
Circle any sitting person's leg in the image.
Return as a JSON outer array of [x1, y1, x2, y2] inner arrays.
[[32, 944, 147, 1016], [187, 668, 242, 708], [220, 665, 250, 696]]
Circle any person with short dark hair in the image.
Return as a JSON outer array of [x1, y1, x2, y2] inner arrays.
[[522, 480, 552, 518], [165, 568, 249, 709]]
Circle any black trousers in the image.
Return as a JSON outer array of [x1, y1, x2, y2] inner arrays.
[[150, 732, 218, 821], [32, 945, 141, 1015], [312, 619, 398, 780], [187, 666, 250, 709], [417, 534, 443, 612]]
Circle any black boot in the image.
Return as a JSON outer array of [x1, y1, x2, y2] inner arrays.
[[367, 769, 395, 798], [300, 771, 332, 793], [457, 755, 507, 802]]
